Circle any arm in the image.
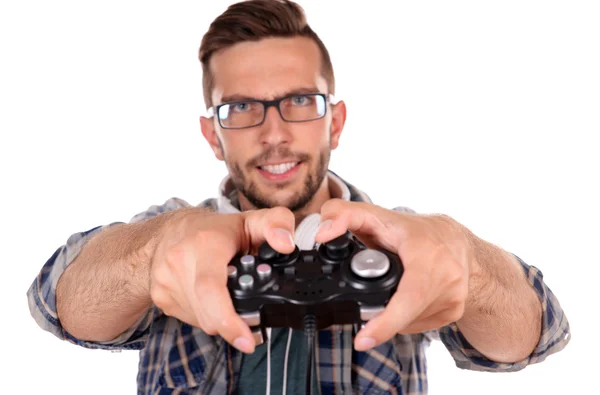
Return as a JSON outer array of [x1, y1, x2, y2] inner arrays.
[[456, 230, 542, 362], [56, 210, 174, 342], [314, 199, 570, 371], [29, 198, 298, 354], [27, 197, 193, 349]]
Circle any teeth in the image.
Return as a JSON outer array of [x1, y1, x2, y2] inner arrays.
[[261, 162, 298, 174]]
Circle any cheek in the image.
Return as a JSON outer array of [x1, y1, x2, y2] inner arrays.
[[221, 136, 251, 164], [299, 123, 331, 146]]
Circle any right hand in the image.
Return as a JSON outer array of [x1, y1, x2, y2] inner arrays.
[[149, 207, 295, 354]]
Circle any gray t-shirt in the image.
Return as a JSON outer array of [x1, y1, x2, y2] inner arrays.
[[235, 327, 320, 395]]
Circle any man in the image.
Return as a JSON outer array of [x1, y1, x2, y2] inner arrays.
[[27, 0, 570, 394]]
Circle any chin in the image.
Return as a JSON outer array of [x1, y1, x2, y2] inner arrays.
[[264, 193, 300, 209]]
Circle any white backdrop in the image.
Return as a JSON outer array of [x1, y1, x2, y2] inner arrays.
[[1, 0, 597, 393]]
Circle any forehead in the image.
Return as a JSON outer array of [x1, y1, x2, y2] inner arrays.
[[209, 36, 328, 104]]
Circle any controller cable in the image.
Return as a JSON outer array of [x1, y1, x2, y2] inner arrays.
[[303, 314, 318, 395]]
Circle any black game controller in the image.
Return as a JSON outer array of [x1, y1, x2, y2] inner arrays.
[[226, 232, 404, 345]]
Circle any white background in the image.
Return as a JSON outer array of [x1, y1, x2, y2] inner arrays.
[[1, 0, 598, 393]]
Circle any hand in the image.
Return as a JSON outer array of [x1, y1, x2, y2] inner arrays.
[[315, 199, 473, 351], [149, 207, 296, 354]]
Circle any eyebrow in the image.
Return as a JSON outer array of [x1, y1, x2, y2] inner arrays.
[[220, 87, 321, 105]]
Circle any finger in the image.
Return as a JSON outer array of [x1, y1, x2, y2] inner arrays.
[[194, 280, 255, 353], [177, 236, 256, 354], [159, 292, 199, 327], [397, 308, 456, 335], [315, 199, 404, 253], [151, 245, 198, 325], [354, 269, 430, 351], [398, 290, 466, 334], [177, 245, 211, 332], [242, 207, 296, 254]]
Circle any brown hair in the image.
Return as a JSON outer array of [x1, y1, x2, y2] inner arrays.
[[199, 0, 335, 108]]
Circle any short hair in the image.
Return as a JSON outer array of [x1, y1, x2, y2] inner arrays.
[[199, 0, 335, 108]]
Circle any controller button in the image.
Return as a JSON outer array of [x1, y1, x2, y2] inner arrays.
[[239, 311, 261, 327], [324, 233, 350, 259], [238, 274, 254, 289], [351, 249, 390, 278], [227, 266, 237, 278], [258, 243, 278, 261], [322, 265, 333, 274], [284, 266, 296, 276], [256, 263, 272, 279], [360, 306, 385, 321], [240, 255, 255, 267]]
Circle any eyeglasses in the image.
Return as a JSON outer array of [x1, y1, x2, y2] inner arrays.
[[206, 93, 336, 130]]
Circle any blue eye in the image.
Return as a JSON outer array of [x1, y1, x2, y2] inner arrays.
[[291, 95, 309, 105], [232, 102, 251, 112]]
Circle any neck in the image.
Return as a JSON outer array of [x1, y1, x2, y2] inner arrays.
[[237, 176, 332, 225]]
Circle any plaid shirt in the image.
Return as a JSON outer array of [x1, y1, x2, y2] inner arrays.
[[27, 172, 571, 394]]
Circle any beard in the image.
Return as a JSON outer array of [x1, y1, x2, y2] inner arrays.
[[227, 145, 330, 212]]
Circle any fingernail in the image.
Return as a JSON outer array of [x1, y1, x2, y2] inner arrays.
[[356, 337, 376, 350], [317, 219, 333, 234], [233, 337, 253, 353], [274, 228, 294, 247]]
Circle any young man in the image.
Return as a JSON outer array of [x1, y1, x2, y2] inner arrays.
[[27, 1, 570, 394]]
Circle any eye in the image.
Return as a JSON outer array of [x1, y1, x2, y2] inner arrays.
[[291, 95, 310, 105], [231, 102, 252, 112]]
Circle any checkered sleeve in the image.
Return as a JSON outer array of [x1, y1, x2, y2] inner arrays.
[[437, 255, 571, 372], [26, 197, 192, 350]]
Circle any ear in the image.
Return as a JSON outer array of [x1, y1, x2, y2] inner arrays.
[[200, 116, 225, 161], [329, 100, 346, 150]]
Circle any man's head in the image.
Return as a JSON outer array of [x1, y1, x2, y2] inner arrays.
[[199, 0, 346, 213]]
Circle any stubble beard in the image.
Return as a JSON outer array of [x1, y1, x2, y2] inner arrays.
[[228, 146, 331, 212]]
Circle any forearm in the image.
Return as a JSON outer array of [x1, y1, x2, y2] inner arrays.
[[56, 212, 173, 342], [456, 231, 542, 363]]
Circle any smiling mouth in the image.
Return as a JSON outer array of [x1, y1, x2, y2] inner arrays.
[[258, 161, 300, 174]]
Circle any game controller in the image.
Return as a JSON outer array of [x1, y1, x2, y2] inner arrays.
[[226, 232, 404, 345]]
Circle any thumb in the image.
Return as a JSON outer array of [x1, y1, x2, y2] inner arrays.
[[242, 207, 296, 254]]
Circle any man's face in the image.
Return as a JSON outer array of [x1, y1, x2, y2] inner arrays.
[[200, 37, 345, 211]]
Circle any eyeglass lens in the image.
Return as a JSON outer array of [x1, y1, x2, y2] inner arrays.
[[217, 94, 326, 129]]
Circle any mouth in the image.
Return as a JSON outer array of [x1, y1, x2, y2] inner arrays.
[[258, 161, 299, 174], [256, 161, 302, 182]]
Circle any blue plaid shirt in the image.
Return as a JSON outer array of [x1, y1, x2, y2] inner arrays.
[[27, 172, 571, 394]]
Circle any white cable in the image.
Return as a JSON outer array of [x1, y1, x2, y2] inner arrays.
[[282, 328, 293, 395], [266, 328, 272, 395]]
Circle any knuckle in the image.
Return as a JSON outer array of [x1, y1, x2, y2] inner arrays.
[[446, 306, 465, 323], [164, 245, 185, 270], [268, 206, 290, 216], [150, 287, 170, 310], [203, 324, 218, 336], [161, 306, 177, 318], [321, 198, 344, 214], [267, 206, 294, 224], [449, 293, 466, 310], [441, 298, 466, 322], [446, 266, 464, 287]]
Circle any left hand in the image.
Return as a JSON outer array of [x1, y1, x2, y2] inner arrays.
[[315, 199, 474, 351]]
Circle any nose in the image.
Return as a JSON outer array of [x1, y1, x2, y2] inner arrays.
[[258, 105, 292, 147]]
